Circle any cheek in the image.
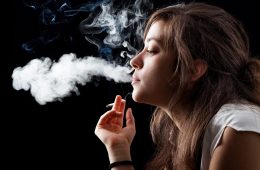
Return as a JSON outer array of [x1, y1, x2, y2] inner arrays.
[[133, 66, 173, 105], [148, 62, 174, 99], [132, 52, 175, 103]]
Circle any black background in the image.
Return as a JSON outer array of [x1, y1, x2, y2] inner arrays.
[[8, 0, 259, 169]]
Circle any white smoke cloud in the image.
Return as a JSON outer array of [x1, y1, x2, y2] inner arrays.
[[12, 53, 132, 105], [13, 0, 153, 105]]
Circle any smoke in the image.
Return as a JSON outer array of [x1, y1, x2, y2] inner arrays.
[[13, 0, 153, 105], [80, 0, 149, 50], [79, 0, 153, 62], [21, 0, 152, 57], [12, 53, 132, 105]]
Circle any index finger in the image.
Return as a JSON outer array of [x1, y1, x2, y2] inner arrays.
[[112, 95, 122, 112]]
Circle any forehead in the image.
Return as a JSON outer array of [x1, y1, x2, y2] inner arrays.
[[145, 21, 165, 43]]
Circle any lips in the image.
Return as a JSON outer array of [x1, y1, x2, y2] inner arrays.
[[131, 75, 140, 85]]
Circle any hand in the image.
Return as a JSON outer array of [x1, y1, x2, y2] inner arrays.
[[95, 95, 136, 162]]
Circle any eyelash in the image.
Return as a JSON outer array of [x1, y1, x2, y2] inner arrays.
[[146, 49, 156, 54]]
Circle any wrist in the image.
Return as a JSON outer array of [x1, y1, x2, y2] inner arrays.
[[109, 160, 133, 170], [106, 144, 132, 163]]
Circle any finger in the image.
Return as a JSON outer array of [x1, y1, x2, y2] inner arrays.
[[125, 108, 135, 130], [96, 110, 115, 126], [112, 95, 122, 112], [119, 99, 126, 113], [114, 99, 126, 126]]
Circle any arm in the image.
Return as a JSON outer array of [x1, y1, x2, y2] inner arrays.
[[209, 127, 260, 170], [95, 95, 136, 170]]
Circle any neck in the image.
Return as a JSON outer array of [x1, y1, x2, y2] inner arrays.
[[162, 101, 192, 130]]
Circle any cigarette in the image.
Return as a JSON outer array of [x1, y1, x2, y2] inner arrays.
[[106, 92, 132, 108], [106, 103, 114, 108]]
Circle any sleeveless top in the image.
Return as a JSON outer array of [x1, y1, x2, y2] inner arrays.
[[200, 103, 260, 170]]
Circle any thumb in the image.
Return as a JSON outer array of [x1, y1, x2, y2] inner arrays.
[[126, 108, 135, 129]]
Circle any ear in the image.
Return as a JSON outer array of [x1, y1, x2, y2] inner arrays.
[[191, 59, 208, 81]]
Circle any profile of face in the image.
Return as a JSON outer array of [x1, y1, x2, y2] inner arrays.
[[130, 21, 175, 108]]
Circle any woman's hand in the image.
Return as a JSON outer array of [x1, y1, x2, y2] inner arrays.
[[95, 95, 136, 162]]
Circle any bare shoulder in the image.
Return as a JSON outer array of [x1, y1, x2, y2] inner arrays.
[[209, 127, 260, 170]]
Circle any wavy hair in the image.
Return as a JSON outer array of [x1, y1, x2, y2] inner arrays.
[[144, 2, 260, 170]]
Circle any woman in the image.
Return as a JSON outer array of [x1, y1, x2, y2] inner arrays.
[[95, 2, 260, 170]]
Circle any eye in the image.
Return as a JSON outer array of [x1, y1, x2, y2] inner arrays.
[[146, 49, 156, 55]]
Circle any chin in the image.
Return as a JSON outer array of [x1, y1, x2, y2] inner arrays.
[[132, 90, 152, 105], [131, 90, 144, 103], [131, 93, 140, 103]]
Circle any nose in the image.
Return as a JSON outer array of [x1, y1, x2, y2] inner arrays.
[[130, 51, 143, 70]]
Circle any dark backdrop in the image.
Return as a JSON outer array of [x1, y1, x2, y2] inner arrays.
[[9, 0, 259, 169]]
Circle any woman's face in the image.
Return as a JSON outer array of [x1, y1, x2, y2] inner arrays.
[[130, 21, 175, 108]]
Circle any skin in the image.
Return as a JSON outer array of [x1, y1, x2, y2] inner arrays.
[[95, 95, 135, 170], [95, 21, 260, 170], [130, 21, 175, 110], [209, 127, 260, 170]]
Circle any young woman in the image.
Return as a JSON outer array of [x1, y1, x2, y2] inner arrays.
[[95, 2, 260, 170]]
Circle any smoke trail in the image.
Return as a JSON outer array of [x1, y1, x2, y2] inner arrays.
[[21, 0, 152, 57], [80, 0, 153, 61], [13, 0, 153, 105], [12, 53, 132, 105]]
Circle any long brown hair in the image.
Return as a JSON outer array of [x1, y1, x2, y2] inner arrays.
[[144, 2, 260, 170]]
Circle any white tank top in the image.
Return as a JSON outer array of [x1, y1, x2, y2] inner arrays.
[[200, 103, 260, 170]]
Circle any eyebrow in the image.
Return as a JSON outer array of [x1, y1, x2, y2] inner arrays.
[[145, 37, 162, 44]]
